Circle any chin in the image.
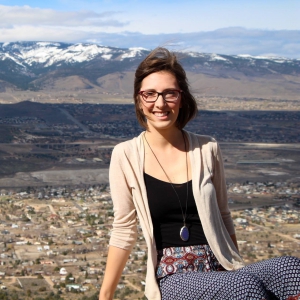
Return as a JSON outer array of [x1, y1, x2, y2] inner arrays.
[[147, 122, 178, 132]]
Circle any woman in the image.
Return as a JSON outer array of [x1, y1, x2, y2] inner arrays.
[[99, 48, 300, 300]]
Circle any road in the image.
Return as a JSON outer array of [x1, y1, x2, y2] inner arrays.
[[124, 279, 142, 292], [251, 222, 300, 243], [59, 108, 91, 132], [43, 276, 54, 289]]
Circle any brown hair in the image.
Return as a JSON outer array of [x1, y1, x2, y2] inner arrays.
[[134, 47, 198, 129]]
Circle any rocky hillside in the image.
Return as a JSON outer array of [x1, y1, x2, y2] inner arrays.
[[0, 41, 300, 101]]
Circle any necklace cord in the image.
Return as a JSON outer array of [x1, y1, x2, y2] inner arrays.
[[143, 131, 189, 225]]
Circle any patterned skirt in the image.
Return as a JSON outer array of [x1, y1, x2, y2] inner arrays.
[[156, 245, 224, 279]]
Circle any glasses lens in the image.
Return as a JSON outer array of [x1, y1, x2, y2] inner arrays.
[[163, 90, 179, 101], [141, 91, 158, 103]]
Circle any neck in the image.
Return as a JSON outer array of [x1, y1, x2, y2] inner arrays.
[[144, 127, 184, 149]]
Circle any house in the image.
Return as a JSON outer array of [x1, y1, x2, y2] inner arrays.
[[49, 214, 60, 220], [86, 237, 101, 243], [87, 267, 102, 275], [41, 260, 54, 265], [59, 268, 68, 275], [16, 241, 27, 245], [63, 259, 77, 263], [66, 284, 81, 292], [235, 218, 248, 225]]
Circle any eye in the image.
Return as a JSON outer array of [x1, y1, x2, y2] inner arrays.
[[165, 90, 177, 96], [143, 91, 157, 98], [164, 90, 179, 99]]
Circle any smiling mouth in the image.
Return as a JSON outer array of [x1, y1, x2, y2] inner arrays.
[[153, 112, 169, 117]]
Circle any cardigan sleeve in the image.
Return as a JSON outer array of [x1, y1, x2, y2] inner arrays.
[[108, 144, 138, 251], [211, 141, 236, 236]]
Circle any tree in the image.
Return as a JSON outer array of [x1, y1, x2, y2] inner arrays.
[[66, 273, 74, 284], [53, 266, 60, 272]]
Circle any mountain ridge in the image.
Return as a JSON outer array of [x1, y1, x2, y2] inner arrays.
[[0, 41, 300, 103]]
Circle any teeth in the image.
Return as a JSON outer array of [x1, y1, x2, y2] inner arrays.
[[154, 112, 168, 116]]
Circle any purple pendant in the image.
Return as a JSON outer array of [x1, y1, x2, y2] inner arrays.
[[180, 225, 189, 241]]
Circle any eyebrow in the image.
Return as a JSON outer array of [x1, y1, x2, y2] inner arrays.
[[142, 88, 178, 92]]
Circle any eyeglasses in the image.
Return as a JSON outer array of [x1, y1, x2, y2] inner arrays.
[[138, 89, 182, 103]]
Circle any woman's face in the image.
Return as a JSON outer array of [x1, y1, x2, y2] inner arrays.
[[139, 71, 182, 132]]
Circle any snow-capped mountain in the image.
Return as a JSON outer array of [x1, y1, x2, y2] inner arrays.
[[0, 41, 147, 67], [0, 41, 300, 91], [0, 41, 149, 90]]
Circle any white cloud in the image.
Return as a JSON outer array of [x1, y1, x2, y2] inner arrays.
[[83, 28, 300, 59], [0, 4, 299, 59], [0, 26, 89, 43], [0, 5, 127, 27], [1, 26, 300, 59]]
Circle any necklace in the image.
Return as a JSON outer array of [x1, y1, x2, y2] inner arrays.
[[143, 131, 189, 242]]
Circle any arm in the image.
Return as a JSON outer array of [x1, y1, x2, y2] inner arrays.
[[99, 246, 131, 300], [108, 144, 138, 249], [99, 144, 138, 299]]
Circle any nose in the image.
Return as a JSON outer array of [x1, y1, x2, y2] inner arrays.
[[155, 93, 166, 107]]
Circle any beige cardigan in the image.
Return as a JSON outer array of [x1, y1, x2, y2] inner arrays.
[[109, 131, 244, 300]]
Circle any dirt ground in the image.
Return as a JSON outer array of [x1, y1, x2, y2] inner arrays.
[[0, 142, 299, 188]]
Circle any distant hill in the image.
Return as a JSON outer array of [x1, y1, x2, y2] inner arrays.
[[0, 41, 300, 102]]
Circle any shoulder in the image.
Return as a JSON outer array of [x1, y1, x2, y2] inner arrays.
[[186, 131, 218, 151], [110, 134, 144, 179]]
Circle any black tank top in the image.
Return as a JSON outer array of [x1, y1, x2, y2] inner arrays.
[[144, 173, 208, 250]]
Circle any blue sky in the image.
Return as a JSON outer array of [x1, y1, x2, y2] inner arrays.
[[1, 0, 300, 58]]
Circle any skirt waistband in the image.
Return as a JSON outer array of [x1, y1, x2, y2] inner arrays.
[[156, 244, 225, 279]]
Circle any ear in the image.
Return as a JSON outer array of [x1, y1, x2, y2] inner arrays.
[[139, 103, 143, 112]]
